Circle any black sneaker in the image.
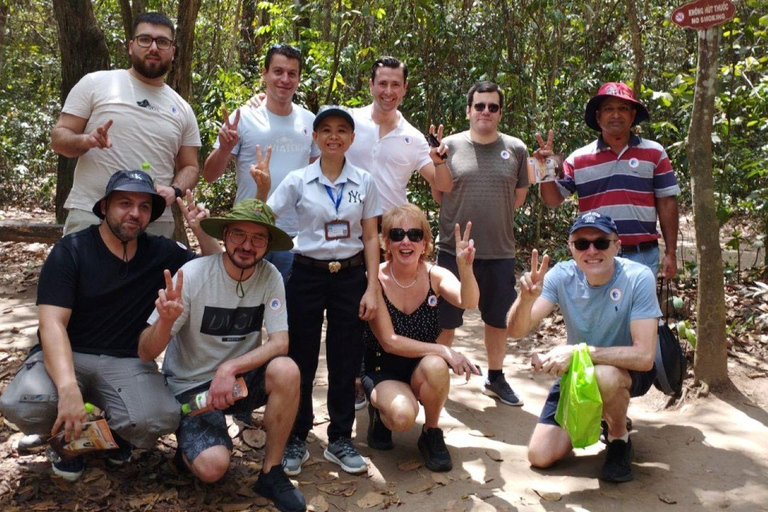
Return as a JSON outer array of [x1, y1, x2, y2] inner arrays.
[[253, 465, 307, 512], [52, 455, 85, 482], [483, 375, 524, 406], [601, 438, 634, 483], [417, 427, 452, 472], [106, 435, 132, 465], [15, 434, 47, 454], [367, 404, 393, 451]]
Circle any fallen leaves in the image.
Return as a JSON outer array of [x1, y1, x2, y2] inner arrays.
[[317, 480, 357, 497], [397, 459, 424, 471], [533, 489, 562, 501], [242, 428, 266, 449]]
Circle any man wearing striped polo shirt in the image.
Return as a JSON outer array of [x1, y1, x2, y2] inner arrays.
[[539, 82, 679, 279]]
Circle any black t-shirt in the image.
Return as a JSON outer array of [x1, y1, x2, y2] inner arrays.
[[34, 225, 196, 358]]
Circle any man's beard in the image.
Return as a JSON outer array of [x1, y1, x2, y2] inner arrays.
[[225, 246, 262, 271], [106, 214, 146, 242], [131, 52, 170, 80]]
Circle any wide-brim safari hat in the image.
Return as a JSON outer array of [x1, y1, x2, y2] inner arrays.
[[200, 199, 293, 252], [584, 82, 649, 132], [92, 170, 166, 222]]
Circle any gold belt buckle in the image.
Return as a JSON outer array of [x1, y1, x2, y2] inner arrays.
[[328, 261, 341, 273]]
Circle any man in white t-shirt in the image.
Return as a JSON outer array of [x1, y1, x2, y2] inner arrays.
[[51, 12, 201, 239], [346, 56, 452, 213], [204, 44, 319, 281]]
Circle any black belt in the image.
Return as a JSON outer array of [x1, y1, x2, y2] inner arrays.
[[294, 252, 364, 273], [621, 240, 659, 254]]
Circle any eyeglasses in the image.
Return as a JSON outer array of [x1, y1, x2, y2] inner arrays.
[[389, 228, 424, 242], [569, 238, 616, 251], [134, 34, 173, 50], [227, 230, 269, 248], [472, 102, 500, 113]]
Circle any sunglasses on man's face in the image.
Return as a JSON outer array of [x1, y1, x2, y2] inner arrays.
[[569, 238, 616, 251], [389, 228, 424, 242], [472, 102, 500, 113]]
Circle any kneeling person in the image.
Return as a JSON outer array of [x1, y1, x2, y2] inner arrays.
[[139, 199, 304, 512], [507, 212, 660, 483]]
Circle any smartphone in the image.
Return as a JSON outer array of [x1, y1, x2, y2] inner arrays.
[[425, 133, 447, 160]]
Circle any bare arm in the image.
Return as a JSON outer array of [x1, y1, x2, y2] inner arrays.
[[589, 317, 657, 371], [38, 304, 87, 441], [177, 192, 222, 256], [507, 249, 554, 338], [539, 181, 565, 208], [656, 195, 679, 279], [358, 216, 381, 321], [435, 222, 478, 309], [51, 113, 112, 158], [138, 269, 185, 362], [514, 187, 528, 209], [203, 146, 235, 182]]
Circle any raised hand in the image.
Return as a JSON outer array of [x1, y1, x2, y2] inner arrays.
[[428, 123, 448, 162], [86, 119, 113, 150], [217, 106, 241, 152], [177, 189, 209, 230], [454, 222, 475, 268], [519, 249, 550, 300], [155, 269, 184, 323], [247, 92, 267, 109], [249, 144, 272, 197], [533, 129, 554, 162]]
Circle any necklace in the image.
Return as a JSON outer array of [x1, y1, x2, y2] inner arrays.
[[390, 266, 418, 289]]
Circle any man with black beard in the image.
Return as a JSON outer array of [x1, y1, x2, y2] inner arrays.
[[139, 199, 305, 512], [0, 170, 221, 482], [51, 12, 201, 239]]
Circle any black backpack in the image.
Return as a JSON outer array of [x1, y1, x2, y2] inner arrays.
[[653, 279, 688, 397]]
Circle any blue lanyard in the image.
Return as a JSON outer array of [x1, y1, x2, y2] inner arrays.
[[324, 183, 345, 213]]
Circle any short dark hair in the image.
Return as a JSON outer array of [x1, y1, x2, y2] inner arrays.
[[467, 81, 504, 109], [265, 44, 303, 74], [371, 56, 408, 83], [132, 12, 175, 39]]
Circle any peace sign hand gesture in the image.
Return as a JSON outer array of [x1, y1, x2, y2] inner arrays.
[[155, 269, 184, 323], [217, 106, 240, 152], [519, 249, 549, 301], [250, 144, 272, 200], [428, 124, 448, 162], [454, 222, 475, 268], [533, 129, 554, 162]]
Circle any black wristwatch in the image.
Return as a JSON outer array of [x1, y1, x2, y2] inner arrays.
[[172, 185, 183, 198]]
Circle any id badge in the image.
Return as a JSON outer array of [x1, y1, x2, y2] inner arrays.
[[325, 220, 351, 240]]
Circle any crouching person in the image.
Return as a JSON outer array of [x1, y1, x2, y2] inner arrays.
[[138, 199, 304, 512], [507, 212, 660, 483], [0, 170, 214, 481]]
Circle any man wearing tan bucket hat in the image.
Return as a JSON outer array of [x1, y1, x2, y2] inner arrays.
[[538, 82, 680, 279], [139, 199, 305, 512]]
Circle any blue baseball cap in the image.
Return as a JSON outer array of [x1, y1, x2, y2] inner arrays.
[[313, 105, 355, 131], [569, 211, 619, 236]]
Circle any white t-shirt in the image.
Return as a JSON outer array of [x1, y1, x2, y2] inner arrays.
[[214, 104, 319, 236], [151, 254, 287, 395], [63, 69, 201, 224], [268, 159, 381, 260], [346, 104, 432, 212]]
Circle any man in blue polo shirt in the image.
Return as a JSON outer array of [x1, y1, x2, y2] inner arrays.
[[507, 211, 660, 483]]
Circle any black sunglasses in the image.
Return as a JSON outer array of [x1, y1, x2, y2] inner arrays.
[[570, 238, 616, 251], [389, 228, 424, 242], [472, 102, 500, 113]]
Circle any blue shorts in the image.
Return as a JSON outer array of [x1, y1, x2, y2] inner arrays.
[[538, 367, 656, 426], [175, 365, 269, 463], [436, 252, 516, 329]]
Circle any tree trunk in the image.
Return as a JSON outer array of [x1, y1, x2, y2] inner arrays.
[[0, 1, 9, 72], [687, 27, 728, 387], [624, 0, 644, 93], [52, 0, 111, 224], [239, 0, 256, 71], [118, 0, 147, 47]]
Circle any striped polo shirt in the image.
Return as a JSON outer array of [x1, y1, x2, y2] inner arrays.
[[556, 135, 679, 246]]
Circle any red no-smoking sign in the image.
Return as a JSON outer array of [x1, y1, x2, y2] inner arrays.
[[672, 0, 736, 29]]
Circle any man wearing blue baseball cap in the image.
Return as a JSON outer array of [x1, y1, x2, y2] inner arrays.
[[0, 170, 220, 482], [507, 211, 661, 483]]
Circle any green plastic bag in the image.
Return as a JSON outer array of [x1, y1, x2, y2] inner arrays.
[[555, 343, 603, 448]]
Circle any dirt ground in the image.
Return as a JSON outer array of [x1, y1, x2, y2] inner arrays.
[[1, 209, 767, 511]]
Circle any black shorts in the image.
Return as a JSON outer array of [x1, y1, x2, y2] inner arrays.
[[538, 367, 656, 426], [175, 364, 269, 463], [436, 252, 516, 329]]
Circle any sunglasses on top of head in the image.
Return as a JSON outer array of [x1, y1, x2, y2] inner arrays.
[[472, 102, 500, 113], [389, 228, 424, 242], [569, 238, 616, 251]]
